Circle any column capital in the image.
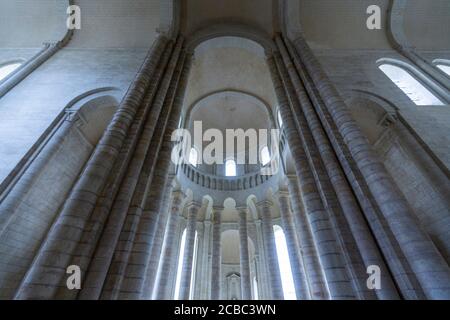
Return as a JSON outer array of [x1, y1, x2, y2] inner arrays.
[[255, 199, 273, 209]]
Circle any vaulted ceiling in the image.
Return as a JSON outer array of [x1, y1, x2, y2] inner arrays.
[[2, 0, 449, 50]]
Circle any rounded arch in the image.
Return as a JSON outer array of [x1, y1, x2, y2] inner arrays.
[[0, 60, 25, 82], [376, 58, 449, 104], [223, 197, 237, 209], [185, 22, 275, 52], [183, 89, 276, 129], [433, 59, 450, 77], [246, 195, 259, 221], [202, 194, 214, 220]]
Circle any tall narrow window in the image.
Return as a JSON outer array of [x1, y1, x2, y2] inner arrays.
[[174, 229, 199, 300], [277, 110, 283, 128], [225, 159, 236, 177], [273, 225, 297, 300], [174, 229, 187, 300], [379, 64, 443, 106], [253, 276, 259, 300], [260, 146, 271, 166], [189, 231, 199, 299], [0, 63, 21, 82], [189, 147, 198, 167], [436, 64, 450, 76]]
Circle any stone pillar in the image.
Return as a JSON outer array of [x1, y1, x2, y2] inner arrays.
[[267, 55, 355, 299], [179, 203, 199, 300], [78, 38, 185, 300], [291, 34, 450, 299], [210, 208, 222, 300], [238, 208, 252, 300], [254, 220, 271, 299], [277, 190, 310, 300], [142, 176, 176, 299], [257, 201, 283, 300], [15, 36, 171, 300], [153, 189, 184, 299], [286, 176, 328, 299], [275, 36, 399, 299], [282, 37, 423, 299], [200, 219, 212, 299], [117, 50, 192, 299]]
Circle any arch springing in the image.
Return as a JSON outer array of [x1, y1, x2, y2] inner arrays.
[[0, 62, 21, 82]]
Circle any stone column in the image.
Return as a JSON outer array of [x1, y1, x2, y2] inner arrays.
[[254, 220, 270, 299], [286, 176, 328, 299], [210, 208, 222, 300], [117, 50, 192, 299], [267, 55, 355, 299], [282, 37, 423, 299], [238, 208, 252, 300], [153, 189, 184, 299], [273, 44, 377, 300], [275, 36, 399, 299], [15, 36, 170, 300], [78, 38, 185, 300], [179, 202, 199, 300], [277, 190, 310, 300], [200, 219, 212, 299], [257, 201, 283, 300], [291, 34, 450, 299], [142, 176, 176, 299]]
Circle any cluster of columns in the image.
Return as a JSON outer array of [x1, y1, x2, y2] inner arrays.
[[4, 28, 449, 300], [12, 35, 194, 299], [268, 33, 450, 299]]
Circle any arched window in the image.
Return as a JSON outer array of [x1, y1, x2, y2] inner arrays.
[[273, 225, 296, 300], [434, 61, 450, 76], [378, 63, 443, 106], [174, 229, 198, 300], [189, 147, 198, 167], [0, 62, 21, 82], [277, 110, 283, 128], [260, 146, 271, 166], [225, 159, 236, 177], [189, 230, 199, 300]]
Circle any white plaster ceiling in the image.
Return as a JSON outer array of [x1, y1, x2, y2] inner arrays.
[[181, 0, 275, 36], [0, 0, 68, 47], [185, 37, 276, 110], [298, 0, 392, 50]]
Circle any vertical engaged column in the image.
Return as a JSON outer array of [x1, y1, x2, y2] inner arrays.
[[179, 203, 199, 300], [254, 220, 270, 299], [210, 208, 222, 300], [282, 37, 422, 299], [277, 190, 310, 300], [267, 55, 355, 299], [238, 208, 252, 300], [142, 176, 175, 299], [286, 176, 328, 299], [153, 189, 184, 299], [258, 201, 283, 300], [15, 36, 169, 300], [275, 36, 398, 299], [273, 48, 372, 299], [291, 34, 450, 299], [118, 51, 192, 299]]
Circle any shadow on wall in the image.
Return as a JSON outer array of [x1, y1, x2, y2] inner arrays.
[[0, 89, 119, 299], [346, 95, 450, 264]]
